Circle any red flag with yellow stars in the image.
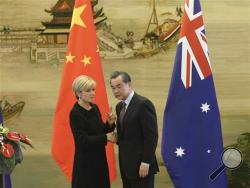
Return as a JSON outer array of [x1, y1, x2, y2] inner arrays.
[[51, 0, 116, 182]]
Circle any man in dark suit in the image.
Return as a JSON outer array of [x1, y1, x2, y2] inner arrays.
[[110, 71, 159, 188]]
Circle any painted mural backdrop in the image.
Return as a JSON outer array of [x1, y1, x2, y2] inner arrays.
[[0, 0, 249, 187]]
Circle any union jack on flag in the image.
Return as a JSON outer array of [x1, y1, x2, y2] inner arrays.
[[161, 0, 228, 187], [179, 0, 212, 88]]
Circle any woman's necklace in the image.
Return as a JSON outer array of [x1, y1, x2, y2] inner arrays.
[[78, 101, 91, 111]]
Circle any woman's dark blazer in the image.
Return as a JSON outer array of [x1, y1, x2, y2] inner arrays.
[[69, 102, 114, 188]]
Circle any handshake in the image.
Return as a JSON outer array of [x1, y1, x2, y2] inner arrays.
[[106, 132, 117, 143]]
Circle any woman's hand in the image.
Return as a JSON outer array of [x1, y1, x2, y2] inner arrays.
[[106, 132, 117, 143], [107, 107, 116, 126]]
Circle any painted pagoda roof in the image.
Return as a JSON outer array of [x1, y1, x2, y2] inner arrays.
[[46, 0, 98, 13], [42, 16, 72, 27], [46, 0, 74, 13], [42, 0, 105, 28]]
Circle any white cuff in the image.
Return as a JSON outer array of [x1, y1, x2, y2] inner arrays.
[[141, 162, 150, 167]]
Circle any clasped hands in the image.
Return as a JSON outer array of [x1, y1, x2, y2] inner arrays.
[[106, 132, 117, 143]]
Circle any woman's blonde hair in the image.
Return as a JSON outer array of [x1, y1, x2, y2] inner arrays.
[[72, 75, 96, 99]]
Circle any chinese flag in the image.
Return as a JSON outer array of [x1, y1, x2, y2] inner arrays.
[[51, 0, 116, 182]]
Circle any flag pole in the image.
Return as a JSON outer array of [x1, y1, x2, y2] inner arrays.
[[0, 174, 3, 188]]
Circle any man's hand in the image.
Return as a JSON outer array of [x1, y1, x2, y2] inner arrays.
[[139, 163, 149, 178]]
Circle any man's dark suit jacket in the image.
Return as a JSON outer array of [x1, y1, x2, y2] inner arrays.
[[115, 93, 159, 179]]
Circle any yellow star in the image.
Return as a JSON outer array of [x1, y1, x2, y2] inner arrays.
[[65, 52, 75, 63], [81, 56, 91, 67], [70, 4, 87, 29]]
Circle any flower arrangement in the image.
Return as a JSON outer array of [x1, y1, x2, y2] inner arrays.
[[0, 125, 33, 174]]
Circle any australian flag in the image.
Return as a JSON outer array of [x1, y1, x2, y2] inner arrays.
[[0, 112, 12, 188], [161, 0, 228, 187]]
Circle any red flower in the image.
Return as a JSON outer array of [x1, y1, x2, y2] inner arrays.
[[19, 134, 32, 146], [6, 132, 21, 142], [1, 143, 15, 158]]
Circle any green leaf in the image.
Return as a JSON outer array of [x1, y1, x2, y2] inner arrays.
[[0, 153, 16, 170]]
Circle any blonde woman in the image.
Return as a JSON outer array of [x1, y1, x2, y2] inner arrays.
[[70, 75, 116, 188]]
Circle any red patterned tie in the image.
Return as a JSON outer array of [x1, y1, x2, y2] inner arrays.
[[119, 102, 126, 125]]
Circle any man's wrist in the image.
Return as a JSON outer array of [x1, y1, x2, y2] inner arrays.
[[141, 162, 150, 167]]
